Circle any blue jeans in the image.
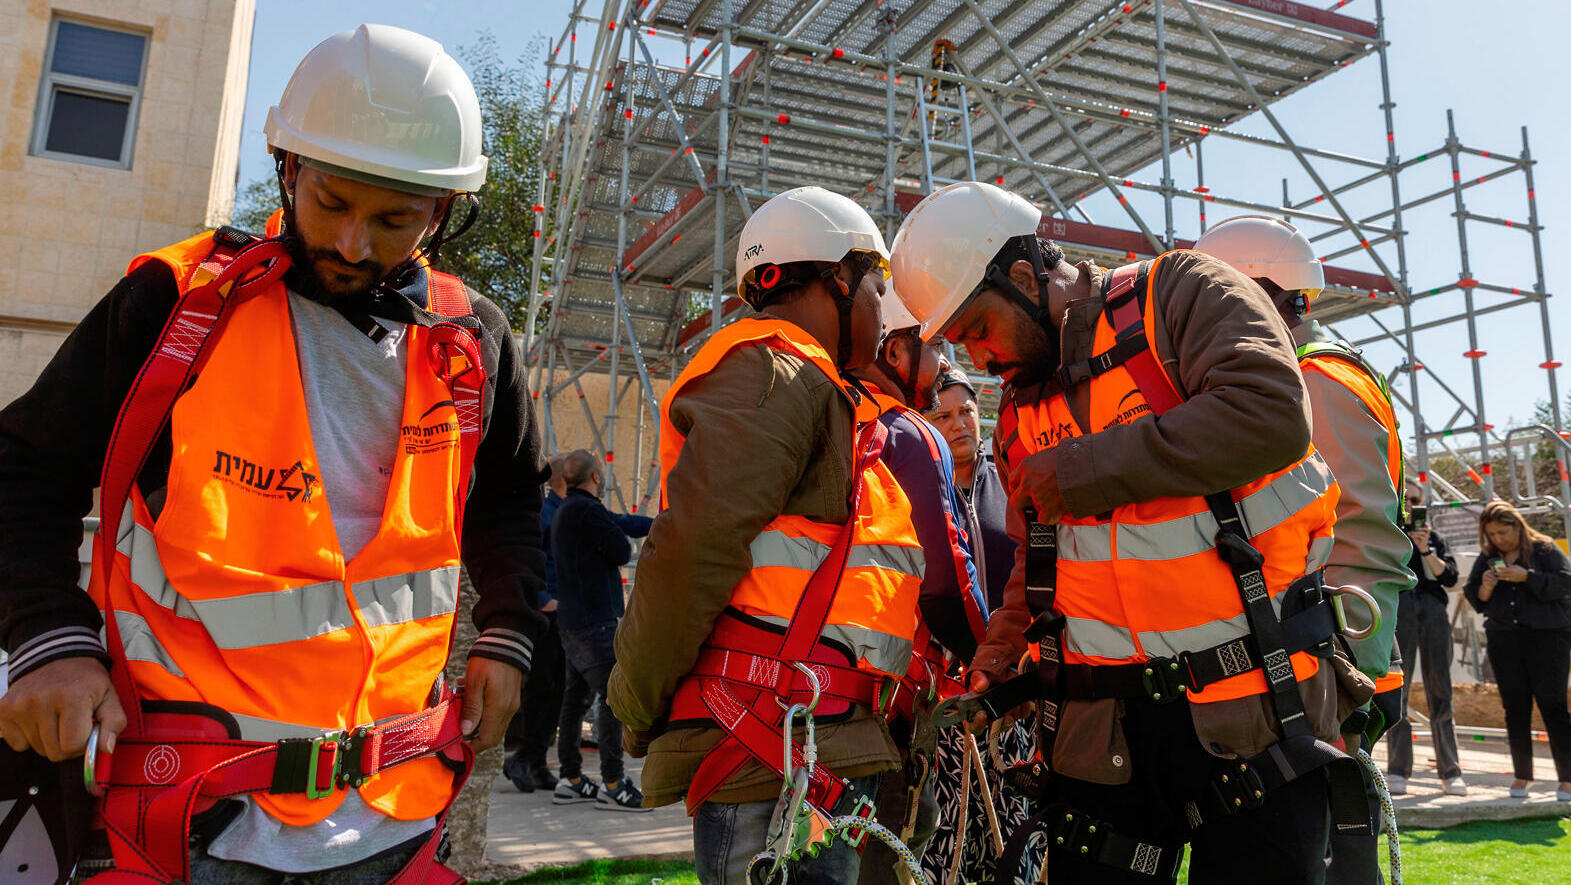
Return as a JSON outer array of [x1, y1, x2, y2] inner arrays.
[[558, 620, 624, 784], [694, 774, 882, 885], [186, 832, 425, 885]]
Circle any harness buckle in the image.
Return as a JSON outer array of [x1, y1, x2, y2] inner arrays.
[[1139, 657, 1192, 704], [272, 731, 346, 799], [839, 793, 877, 849], [335, 725, 373, 789], [1209, 761, 1267, 814]]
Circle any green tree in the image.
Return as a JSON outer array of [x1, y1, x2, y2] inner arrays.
[[228, 31, 550, 329]]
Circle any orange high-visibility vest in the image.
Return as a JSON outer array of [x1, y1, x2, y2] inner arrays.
[[90, 231, 473, 826], [1298, 342, 1403, 498], [658, 318, 923, 678], [998, 256, 1340, 703]]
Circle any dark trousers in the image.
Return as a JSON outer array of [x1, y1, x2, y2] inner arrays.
[[1486, 627, 1571, 782], [509, 611, 564, 770], [557, 620, 624, 785], [1386, 592, 1462, 779], [1044, 699, 1330, 885]]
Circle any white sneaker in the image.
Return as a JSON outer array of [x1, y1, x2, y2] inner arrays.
[[1385, 774, 1407, 795], [1443, 776, 1468, 796]]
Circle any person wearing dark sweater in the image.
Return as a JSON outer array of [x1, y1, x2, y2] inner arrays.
[[550, 449, 653, 811], [1462, 501, 1571, 801], [1385, 486, 1464, 794]]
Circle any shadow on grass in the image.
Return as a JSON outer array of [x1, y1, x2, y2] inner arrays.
[[1406, 815, 1571, 847]]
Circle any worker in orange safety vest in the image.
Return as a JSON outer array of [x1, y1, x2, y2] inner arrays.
[[608, 185, 925, 885], [0, 25, 547, 885], [889, 181, 1378, 885]]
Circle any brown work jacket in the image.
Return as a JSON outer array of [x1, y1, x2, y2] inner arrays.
[[607, 339, 901, 807]]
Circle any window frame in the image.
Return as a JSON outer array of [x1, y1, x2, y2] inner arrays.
[[30, 16, 151, 170]]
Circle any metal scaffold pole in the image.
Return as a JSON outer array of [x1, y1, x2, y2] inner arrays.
[[881, 5, 898, 240], [1155, 0, 1175, 249], [1374, 0, 1426, 498], [711, 0, 733, 335], [1445, 109, 1492, 500], [1521, 127, 1563, 433]]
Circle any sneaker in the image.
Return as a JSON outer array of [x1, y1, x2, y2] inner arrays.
[[1509, 780, 1530, 799], [530, 764, 558, 791], [502, 754, 534, 793], [1385, 774, 1407, 796], [1443, 776, 1468, 796], [552, 776, 600, 805], [597, 779, 652, 812]]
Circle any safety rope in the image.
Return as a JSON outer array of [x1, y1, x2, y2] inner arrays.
[[746, 815, 929, 885], [946, 729, 975, 885], [1355, 748, 1402, 885]]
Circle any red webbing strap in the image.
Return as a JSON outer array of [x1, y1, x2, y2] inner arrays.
[[1103, 261, 1183, 418], [423, 270, 485, 537], [93, 696, 468, 884], [684, 419, 889, 815], [673, 648, 881, 714]]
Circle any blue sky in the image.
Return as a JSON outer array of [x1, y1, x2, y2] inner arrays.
[[237, 0, 1570, 440]]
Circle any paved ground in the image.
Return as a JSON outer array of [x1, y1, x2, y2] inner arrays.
[[482, 727, 1571, 874]]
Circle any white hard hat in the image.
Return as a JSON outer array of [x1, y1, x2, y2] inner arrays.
[[265, 24, 487, 195], [880, 282, 921, 339], [1193, 215, 1325, 298], [736, 186, 889, 307], [890, 181, 1043, 338]]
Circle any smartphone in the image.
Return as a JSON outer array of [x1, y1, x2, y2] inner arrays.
[[1491, 559, 1507, 574], [1409, 505, 1427, 529]]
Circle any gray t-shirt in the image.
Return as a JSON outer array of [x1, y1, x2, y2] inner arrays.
[[206, 291, 433, 871]]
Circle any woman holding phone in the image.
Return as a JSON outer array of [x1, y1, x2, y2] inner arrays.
[[1463, 500, 1571, 800]]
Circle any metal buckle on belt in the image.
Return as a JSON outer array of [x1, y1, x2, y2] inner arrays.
[[273, 732, 345, 799], [1140, 657, 1192, 703], [1209, 761, 1266, 814]]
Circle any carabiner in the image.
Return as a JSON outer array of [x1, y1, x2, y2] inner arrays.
[[1330, 584, 1381, 640]]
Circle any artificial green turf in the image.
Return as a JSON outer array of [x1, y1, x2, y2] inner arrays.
[[480, 817, 1571, 885]]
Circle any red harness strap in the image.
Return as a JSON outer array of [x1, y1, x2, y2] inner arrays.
[[680, 419, 890, 819], [1102, 261, 1183, 417], [88, 241, 484, 885]]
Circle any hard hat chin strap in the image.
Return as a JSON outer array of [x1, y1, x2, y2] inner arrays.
[[980, 234, 1058, 339]]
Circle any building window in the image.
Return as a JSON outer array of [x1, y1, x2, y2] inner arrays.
[[31, 18, 149, 169]]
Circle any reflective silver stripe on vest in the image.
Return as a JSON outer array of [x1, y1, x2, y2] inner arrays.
[[114, 611, 184, 678], [753, 615, 914, 679], [749, 530, 924, 580], [354, 566, 462, 629], [1135, 593, 1288, 660], [1062, 617, 1138, 661], [1305, 535, 1334, 574], [115, 502, 457, 648], [1057, 452, 1334, 564]]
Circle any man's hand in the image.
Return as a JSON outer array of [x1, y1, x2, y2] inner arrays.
[[0, 658, 125, 761], [1007, 448, 1067, 525], [966, 671, 992, 733], [542, 599, 559, 613], [1407, 526, 1431, 552], [458, 657, 522, 751]]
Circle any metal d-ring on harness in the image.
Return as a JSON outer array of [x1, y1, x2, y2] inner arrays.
[[747, 663, 930, 885]]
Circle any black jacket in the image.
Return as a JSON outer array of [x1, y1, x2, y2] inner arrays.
[[1464, 540, 1571, 631], [0, 254, 549, 683], [1409, 529, 1460, 604], [552, 488, 649, 633]]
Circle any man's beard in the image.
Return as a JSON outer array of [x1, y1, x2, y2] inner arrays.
[[280, 220, 404, 305], [987, 321, 1059, 388]]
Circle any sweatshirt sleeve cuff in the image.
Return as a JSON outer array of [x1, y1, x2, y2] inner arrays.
[[6, 625, 110, 684], [1057, 437, 1108, 517], [467, 627, 533, 674]]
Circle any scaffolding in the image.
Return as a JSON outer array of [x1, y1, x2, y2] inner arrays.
[[528, 0, 1568, 527]]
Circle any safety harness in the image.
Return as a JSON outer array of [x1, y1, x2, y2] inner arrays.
[[665, 416, 897, 846], [83, 228, 488, 885], [947, 262, 1373, 882]]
